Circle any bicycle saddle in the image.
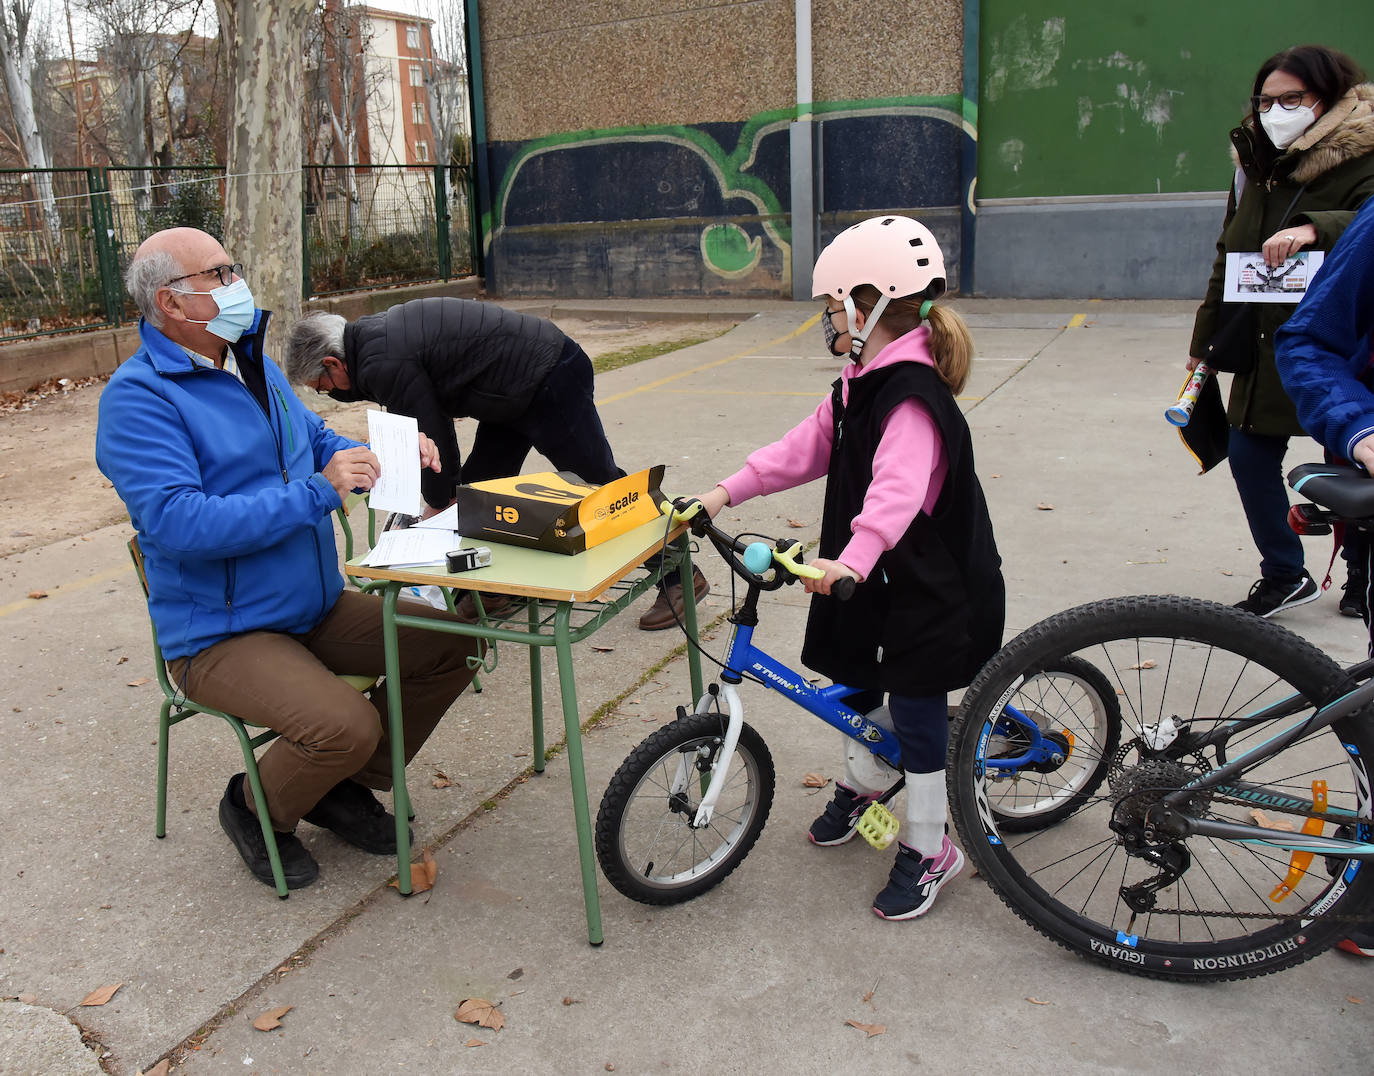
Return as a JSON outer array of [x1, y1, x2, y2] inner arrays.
[[1288, 462, 1374, 519]]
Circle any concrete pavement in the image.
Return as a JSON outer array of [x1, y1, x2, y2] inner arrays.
[[1, 300, 1370, 1074]]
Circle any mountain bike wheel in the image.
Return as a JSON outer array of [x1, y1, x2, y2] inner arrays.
[[986, 655, 1123, 832], [596, 707, 775, 905], [949, 595, 1374, 982]]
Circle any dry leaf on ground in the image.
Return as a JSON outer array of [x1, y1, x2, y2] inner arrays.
[[1128, 660, 1157, 670], [562, 997, 581, 1006], [1346, 996, 1364, 1004], [253, 1004, 292, 1032], [464, 1039, 486, 1048], [1025, 997, 1051, 1005], [432, 771, 453, 789], [455, 997, 506, 1031], [786, 519, 805, 528], [1035, 503, 1055, 511], [845, 1019, 886, 1037], [802, 772, 830, 788], [140, 1060, 171, 1076], [80, 983, 122, 1006], [27, 590, 47, 599], [389, 849, 438, 893], [126, 678, 151, 687]]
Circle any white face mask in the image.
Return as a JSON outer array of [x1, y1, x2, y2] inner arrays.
[[1260, 104, 1317, 150]]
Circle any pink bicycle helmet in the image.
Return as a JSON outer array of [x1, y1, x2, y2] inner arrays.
[[811, 215, 946, 301]]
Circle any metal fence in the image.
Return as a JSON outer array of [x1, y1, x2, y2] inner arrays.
[[0, 163, 476, 344]]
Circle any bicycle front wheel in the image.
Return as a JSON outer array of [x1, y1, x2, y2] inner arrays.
[[595, 707, 775, 905], [949, 595, 1374, 982]]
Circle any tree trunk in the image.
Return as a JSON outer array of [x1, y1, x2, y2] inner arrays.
[[0, 5, 59, 237], [215, 0, 312, 353]]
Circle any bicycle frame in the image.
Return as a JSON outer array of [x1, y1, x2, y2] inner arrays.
[[1151, 670, 1374, 860], [677, 507, 1077, 827]]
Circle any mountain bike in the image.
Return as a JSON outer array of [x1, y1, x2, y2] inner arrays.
[[944, 461, 1374, 982], [594, 502, 1122, 906]]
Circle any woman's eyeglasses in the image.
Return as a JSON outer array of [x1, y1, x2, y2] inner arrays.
[[1250, 91, 1310, 113]]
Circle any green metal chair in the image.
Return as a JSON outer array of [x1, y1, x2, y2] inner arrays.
[[128, 537, 377, 899]]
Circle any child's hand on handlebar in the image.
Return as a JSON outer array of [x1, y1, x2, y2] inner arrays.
[[689, 486, 731, 519], [803, 557, 861, 596]]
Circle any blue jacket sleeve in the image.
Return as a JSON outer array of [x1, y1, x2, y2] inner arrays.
[[1275, 199, 1374, 460]]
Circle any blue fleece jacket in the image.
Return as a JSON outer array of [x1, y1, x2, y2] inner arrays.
[[96, 311, 360, 659], [1275, 198, 1374, 460]]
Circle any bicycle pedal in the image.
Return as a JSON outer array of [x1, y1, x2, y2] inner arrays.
[[857, 802, 899, 850]]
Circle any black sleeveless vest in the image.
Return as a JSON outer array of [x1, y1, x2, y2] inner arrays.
[[799, 362, 1005, 695]]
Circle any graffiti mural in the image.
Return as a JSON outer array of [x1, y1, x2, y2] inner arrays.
[[484, 95, 965, 297]]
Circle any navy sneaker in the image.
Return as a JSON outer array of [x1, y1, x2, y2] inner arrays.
[[807, 783, 878, 846], [1234, 571, 1319, 618], [872, 835, 964, 920], [1339, 568, 1368, 620], [1336, 925, 1374, 958]]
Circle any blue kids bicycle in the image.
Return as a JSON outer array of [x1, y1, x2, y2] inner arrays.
[[594, 502, 1122, 906]]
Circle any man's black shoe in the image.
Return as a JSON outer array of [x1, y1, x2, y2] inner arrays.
[[218, 774, 318, 889], [303, 778, 411, 855]]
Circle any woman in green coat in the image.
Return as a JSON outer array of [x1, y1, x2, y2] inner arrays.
[[1188, 45, 1374, 618]]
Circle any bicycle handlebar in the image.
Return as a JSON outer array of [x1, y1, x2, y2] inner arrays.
[[661, 499, 856, 600]]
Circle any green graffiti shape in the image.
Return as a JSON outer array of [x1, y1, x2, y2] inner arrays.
[[700, 222, 761, 278]]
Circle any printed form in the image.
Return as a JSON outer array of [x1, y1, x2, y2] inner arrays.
[[365, 409, 422, 515]]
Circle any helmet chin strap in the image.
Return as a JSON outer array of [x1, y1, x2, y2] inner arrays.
[[845, 293, 892, 363]]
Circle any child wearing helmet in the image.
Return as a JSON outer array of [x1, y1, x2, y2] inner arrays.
[[688, 215, 1005, 920]]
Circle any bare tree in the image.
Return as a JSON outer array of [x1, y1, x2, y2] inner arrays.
[[413, 2, 468, 166], [79, 0, 205, 221], [0, 0, 58, 234], [214, 0, 311, 342]]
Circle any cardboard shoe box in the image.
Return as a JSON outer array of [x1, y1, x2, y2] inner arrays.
[[455, 465, 666, 555]]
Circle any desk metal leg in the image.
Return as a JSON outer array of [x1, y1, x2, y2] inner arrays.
[[528, 600, 545, 774], [381, 583, 414, 896], [554, 603, 603, 945]]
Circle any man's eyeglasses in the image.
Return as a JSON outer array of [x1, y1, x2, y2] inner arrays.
[[1250, 91, 1311, 113], [165, 263, 243, 288]]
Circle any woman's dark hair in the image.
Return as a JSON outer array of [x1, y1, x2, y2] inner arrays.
[[1252, 45, 1366, 113]]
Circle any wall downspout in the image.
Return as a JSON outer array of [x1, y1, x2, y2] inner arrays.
[[959, 0, 980, 295], [789, 0, 816, 300], [464, 0, 492, 285]]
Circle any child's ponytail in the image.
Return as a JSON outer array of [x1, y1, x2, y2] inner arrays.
[[923, 303, 973, 396]]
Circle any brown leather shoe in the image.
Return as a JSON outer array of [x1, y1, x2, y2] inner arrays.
[[455, 591, 516, 623], [638, 566, 710, 631]]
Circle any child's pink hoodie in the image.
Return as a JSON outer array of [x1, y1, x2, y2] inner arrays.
[[718, 326, 949, 581]]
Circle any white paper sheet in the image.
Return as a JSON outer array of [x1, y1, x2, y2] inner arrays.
[[1222, 251, 1325, 304], [365, 410, 421, 514], [358, 527, 455, 568], [412, 503, 459, 531]]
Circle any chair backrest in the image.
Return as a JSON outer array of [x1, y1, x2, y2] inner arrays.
[[336, 493, 377, 588], [127, 536, 178, 700]]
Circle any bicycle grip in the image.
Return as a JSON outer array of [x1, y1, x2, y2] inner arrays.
[[833, 576, 857, 601]]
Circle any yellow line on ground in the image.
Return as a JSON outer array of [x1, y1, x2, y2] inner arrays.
[[1067, 313, 1087, 328], [599, 313, 821, 405], [0, 562, 130, 619]]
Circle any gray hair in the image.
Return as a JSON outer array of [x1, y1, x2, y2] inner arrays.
[[285, 312, 347, 384], [124, 249, 181, 327]]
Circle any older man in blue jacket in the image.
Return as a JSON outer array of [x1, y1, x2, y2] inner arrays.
[[96, 227, 480, 890]]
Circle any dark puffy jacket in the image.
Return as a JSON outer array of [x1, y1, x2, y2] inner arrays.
[[336, 297, 568, 507], [1190, 84, 1374, 436]]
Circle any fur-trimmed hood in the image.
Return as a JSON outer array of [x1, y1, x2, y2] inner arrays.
[[1290, 83, 1374, 183]]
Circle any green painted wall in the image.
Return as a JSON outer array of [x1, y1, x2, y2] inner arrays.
[[979, 4, 1374, 199]]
